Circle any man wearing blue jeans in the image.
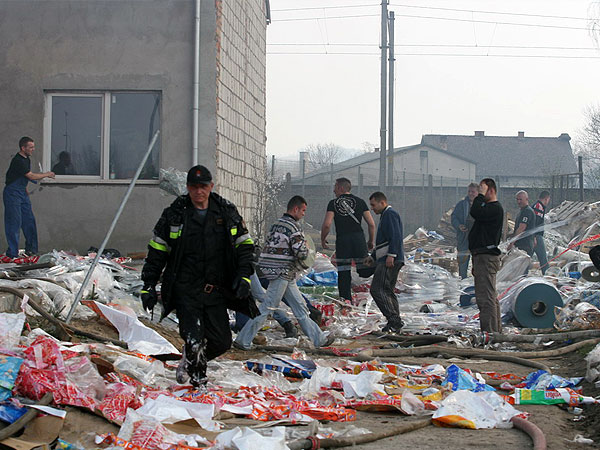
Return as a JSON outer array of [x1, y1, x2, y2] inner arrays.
[[234, 196, 333, 350]]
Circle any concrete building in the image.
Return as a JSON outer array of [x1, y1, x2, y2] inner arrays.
[[297, 143, 476, 187], [422, 131, 577, 187], [0, 0, 268, 254]]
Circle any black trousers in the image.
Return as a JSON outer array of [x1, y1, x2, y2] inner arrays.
[[335, 232, 368, 300], [173, 286, 231, 385]]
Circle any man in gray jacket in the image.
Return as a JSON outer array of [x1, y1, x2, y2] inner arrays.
[[451, 183, 478, 278]]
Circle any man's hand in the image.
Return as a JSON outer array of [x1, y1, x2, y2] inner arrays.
[[458, 224, 467, 232], [233, 277, 251, 299], [386, 255, 394, 268], [47, 171, 55, 179], [479, 182, 488, 196], [140, 286, 158, 312], [321, 240, 329, 250], [367, 239, 374, 251]]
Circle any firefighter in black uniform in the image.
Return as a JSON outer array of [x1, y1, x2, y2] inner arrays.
[[140, 165, 257, 388]]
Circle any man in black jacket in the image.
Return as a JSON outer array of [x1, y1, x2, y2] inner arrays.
[[469, 178, 504, 333], [140, 165, 256, 389]]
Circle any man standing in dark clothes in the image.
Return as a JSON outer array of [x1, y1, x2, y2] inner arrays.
[[141, 165, 257, 389], [532, 191, 550, 274], [3, 137, 55, 259], [451, 183, 479, 278], [321, 178, 375, 301], [508, 190, 535, 256], [367, 192, 405, 333], [469, 178, 504, 333]]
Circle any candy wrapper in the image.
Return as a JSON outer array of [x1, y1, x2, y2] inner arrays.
[[510, 388, 598, 406], [442, 364, 495, 393]]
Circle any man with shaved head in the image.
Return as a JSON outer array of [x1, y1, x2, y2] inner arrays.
[[508, 190, 535, 256]]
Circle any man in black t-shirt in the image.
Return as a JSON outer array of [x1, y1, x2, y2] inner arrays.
[[321, 177, 376, 301], [508, 190, 535, 256], [3, 137, 55, 259]]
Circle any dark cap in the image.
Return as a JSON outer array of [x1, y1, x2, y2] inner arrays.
[[187, 165, 212, 185]]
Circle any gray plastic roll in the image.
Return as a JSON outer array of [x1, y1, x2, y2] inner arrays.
[[503, 278, 563, 328]]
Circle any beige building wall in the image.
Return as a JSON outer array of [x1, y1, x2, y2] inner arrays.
[[215, 0, 267, 224]]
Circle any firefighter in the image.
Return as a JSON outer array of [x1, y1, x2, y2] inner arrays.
[[140, 165, 257, 389]]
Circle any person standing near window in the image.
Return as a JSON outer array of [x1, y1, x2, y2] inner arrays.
[[3, 137, 55, 259]]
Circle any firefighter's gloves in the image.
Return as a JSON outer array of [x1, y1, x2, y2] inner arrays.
[[140, 285, 158, 312], [233, 276, 251, 299]]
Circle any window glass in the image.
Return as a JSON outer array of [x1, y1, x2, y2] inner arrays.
[[51, 96, 102, 176], [109, 93, 161, 180]]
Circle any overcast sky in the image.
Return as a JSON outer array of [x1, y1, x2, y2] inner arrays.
[[265, 0, 600, 160]]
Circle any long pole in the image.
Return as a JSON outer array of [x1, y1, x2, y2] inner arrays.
[[192, 0, 201, 166], [578, 155, 584, 201], [379, 0, 388, 191], [387, 11, 395, 187], [65, 130, 161, 323]]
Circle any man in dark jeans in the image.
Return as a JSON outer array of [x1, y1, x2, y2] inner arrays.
[[321, 177, 375, 301], [469, 179, 504, 333], [508, 190, 535, 257], [451, 183, 478, 278], [532, 191, 550, 274], [366, 191, 405, 333]]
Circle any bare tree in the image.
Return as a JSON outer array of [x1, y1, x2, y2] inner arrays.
[[250, 156, 284, 248], [574, 104, 600, 187], [590, 2, 600, 48], [304, 143, 344, 171]]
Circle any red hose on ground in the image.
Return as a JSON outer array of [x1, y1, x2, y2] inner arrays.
[[511, 417, 547, 450]]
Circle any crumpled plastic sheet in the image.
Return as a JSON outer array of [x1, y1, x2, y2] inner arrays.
[[136, 395, 220, 431], [555, 300, 600, 331], [0, 312, 25, 349], [432, 390, 521, 429], [517, 370, 583, 390], [399, 263, 461, 303], [159, 167, 187, 197], [497, 248, 531, 283], [113, 354, 176, 389], [585, 342, 600, 385], [215, 426, 289, 450]]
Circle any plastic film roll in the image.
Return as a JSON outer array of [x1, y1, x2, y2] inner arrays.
[[503, 278, 563, 328]]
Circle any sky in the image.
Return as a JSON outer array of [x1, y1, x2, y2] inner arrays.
[[265, 0, 600, 160]]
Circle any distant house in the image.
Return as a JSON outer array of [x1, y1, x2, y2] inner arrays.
[[422, 131, 577, 187], [296, 144, 477, 187]]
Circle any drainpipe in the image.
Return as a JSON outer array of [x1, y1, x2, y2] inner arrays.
[[192, 0, 201, 166]]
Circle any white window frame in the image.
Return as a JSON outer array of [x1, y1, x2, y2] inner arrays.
[[43, 91, 161, 184]]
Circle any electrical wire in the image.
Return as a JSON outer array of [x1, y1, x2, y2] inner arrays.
[[267, 51, 600, 59], [268, 43, 600, 51]]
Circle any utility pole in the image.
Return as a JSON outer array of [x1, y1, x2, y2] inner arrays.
[[379, 0, 388, 191], [387, 11, 395, 187]]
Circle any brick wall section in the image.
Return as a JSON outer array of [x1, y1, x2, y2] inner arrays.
[[215, 0, 267, 225]]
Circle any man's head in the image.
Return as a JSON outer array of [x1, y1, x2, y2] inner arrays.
[[186, 165, 214, 208], [287, 195, 307, 220], [19, 136, 34, 157], [479, 178, 497, 202], [467, 182, 479, 202], [369, 191, 388, 214], [333, 177, 351, 197], [515, 190, 529, 209], [539, 190, 551, 207]]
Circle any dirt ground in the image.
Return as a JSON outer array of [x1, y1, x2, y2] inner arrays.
[[52, 318, 600, 449]]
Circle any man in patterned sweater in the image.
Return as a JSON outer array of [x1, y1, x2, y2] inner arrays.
[[234, 196, 333, 349]]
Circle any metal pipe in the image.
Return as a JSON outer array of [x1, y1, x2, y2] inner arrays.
[[192, 0, 201, 166], [65, 131, 160, 323]]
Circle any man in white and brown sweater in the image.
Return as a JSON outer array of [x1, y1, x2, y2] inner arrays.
[[234, 196, 333, 350]]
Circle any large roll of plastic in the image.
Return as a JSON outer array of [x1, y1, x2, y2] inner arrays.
[[502, 278, 563, 328]]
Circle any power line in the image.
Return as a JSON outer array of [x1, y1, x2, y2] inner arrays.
[[271, 12, 591, 31], [270, 2, 590, 22], [267, 51, 600, 59], [268, 43, 600, 51]]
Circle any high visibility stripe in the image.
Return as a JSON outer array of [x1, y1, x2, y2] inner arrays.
[[235, 238, 254, 248], [140, 290, 150, 294], [169, 229, 182, 239], [242, 277, 251, 285], [230, 227, 237, 236], [149, 240, 168, 252], [234, 233, 251, 245]]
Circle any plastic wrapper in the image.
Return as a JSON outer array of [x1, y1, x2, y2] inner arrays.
[[159, 167, 187, 197], [432, 390, 521, 429], [516, 370, 583, 390], [312, 253, 336, 273], [0, 354, 24, 401], [135, 395, 219, 431], [399, 263, 460, 303], [442, 364, 495, 393], [0, 312, 25, 349], [113, 354, 176, 389], [215, 426, 289, 450], [555, 301, 600, 331], [510, 388, 598, 406], [497, 248, 531, 283], [0, 400, 27, 423], [98, 382, 141, 423], [585, 342, 600, 384], [64, 355, 106, 401]]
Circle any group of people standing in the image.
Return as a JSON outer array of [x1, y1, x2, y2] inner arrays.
[[452, 180, 550, 333]]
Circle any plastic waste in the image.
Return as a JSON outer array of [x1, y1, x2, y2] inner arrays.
[[0, 312, 25, 349], [585, 342, 600, 384]]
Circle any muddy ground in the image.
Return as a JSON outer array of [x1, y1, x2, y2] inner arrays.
[[49, 317, 600, 450]]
